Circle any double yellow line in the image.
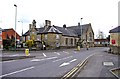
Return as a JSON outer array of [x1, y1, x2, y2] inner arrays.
[[61, 53, 95, 79]]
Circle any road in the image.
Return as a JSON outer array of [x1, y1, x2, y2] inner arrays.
[[0, 47, 119, 79]]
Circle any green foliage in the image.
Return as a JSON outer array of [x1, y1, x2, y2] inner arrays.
[[26, 40, 34, 47]]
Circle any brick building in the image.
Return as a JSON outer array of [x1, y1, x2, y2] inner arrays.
[[0, 28, 2, 49], [94, 39, 109, 47], [2, 28, 20, 48]]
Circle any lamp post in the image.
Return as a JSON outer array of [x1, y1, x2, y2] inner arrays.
[[81, 18, 83, 39], [14, 4, 17, 50], [18, 21, 23, 36]]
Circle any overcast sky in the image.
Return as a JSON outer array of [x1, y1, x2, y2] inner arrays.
[[0, 0, 119, 38]]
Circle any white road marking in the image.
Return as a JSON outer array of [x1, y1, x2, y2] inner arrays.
[[103, 62, 114, 66], [69, 59, 77, 63], [59, 62, 70, 67], [0, 66, 34, 78], [53, 56, 73, 62], [59, 59, 77, 67], [54, 52, 60, 55], [43, 53, 47, 57], [31, 57, 58, 62], [31, 59, 40, 62], [64, 51, 69, 54]]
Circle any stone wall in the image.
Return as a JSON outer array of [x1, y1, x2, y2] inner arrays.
[[109, 46, 120, 54], [61, 36, 79, 47]]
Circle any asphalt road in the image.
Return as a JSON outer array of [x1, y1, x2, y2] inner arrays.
[[0, 47, 119, 78]]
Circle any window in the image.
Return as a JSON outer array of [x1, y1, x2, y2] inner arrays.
[[89, 32, 92, 41], [0, 31, 2, 35], [65, 38, 68, 45], [74, 39, 76, 45], [71, 38, 73, 45], [45, 34, 47, 40], [28, 36, 30, 40], [0, 37, 2, 41], [56, 34, 59, 39]]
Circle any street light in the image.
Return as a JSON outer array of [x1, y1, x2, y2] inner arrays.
[[18, 21, 23, 36], [81, 18, 83, 40], [14, 4, 17, 50]]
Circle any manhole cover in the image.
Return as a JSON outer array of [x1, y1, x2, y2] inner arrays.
[[103, 62, 114, 66]]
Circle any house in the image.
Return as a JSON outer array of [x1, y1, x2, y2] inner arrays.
[[23, 20, 94, 49], [109, 26, 120, 54], [0, 28, 2, 49], [94, 39, 109, 47], [2, 28, 20, 49]]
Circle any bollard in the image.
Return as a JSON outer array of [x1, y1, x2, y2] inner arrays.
[[25, 49, 30, 56], [77, 46, 80, 51]]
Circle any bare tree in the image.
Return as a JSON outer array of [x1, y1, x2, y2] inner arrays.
[[96, 30, 106, 39], [38, 23, 45, 28]]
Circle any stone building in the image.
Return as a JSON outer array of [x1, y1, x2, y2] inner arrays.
[[23, 20, 94, 49], [109, 26, 120, 54]]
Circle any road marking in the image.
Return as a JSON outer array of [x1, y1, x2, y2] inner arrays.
[[59, 62, 70, 67], [69, 59, 77, 63], [43, 53, 47, 57], [61, 53, 95, 79], [103, 62, 114, 66], [64, 51, 69, 54], [54, 52, 60, 55], [31, 57, 58, 62], [0, 66, 34, 78], [59, 59, 77, 67], [74, 52, 77, 53], [53, 56, 72, 62]]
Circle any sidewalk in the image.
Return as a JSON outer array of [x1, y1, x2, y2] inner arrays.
[[77, 50, 119, 78]]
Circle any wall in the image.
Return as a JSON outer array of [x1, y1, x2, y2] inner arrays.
[[2, 29, 20, 40], [61, 36, 79, 47], [82, 26, 94, 47], [110, 33, 120, 46]]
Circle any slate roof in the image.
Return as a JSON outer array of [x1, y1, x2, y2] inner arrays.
[[23, 28, 44, 36], [42, 26, 62, 34], [23, 23, 91, 37], [109, 26, 120, 33]]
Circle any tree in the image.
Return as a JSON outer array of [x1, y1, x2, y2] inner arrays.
[[26, 40, 34, 47], [96, 30, 106, 39]]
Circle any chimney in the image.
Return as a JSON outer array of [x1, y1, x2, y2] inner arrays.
[[32, 20, 36, 28], [29, 24, 32, 30], [45, 20, 51, 26], [44, 20, 51, 30], [63, 24, 66, 28], [78, 22, 80, 26]]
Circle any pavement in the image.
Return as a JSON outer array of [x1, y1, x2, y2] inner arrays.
[[77, 48, 120, 78]]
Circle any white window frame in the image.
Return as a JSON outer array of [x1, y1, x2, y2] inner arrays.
[[45, 34, 47, 40], [56, 34, 60, 39], [0, 37, 2, 41]]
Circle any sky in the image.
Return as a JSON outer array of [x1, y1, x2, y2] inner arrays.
[[0, 0, 119, 38]]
